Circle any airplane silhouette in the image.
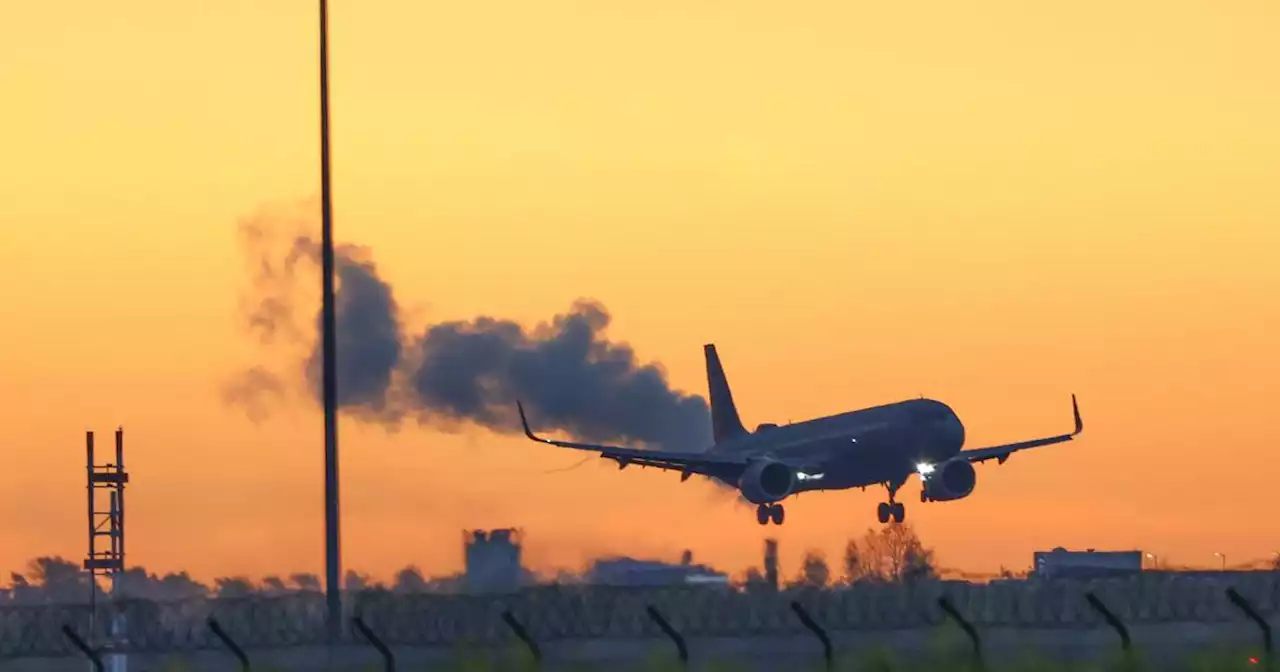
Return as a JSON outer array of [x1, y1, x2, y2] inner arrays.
[[518, 343, 1083, 525]]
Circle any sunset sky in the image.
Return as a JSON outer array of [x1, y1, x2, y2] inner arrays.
[[2, 1, 1278, 586]]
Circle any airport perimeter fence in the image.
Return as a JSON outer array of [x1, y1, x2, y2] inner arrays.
[[0, 572, 1275, 665]]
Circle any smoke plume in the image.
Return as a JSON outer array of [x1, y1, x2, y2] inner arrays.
[[227, 209, 713, 452]]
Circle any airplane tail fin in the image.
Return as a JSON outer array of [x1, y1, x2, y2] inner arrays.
[[704, 344, 748, 443]]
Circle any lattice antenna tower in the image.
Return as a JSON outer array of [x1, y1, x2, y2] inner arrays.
[[83, 429, 129, 621]]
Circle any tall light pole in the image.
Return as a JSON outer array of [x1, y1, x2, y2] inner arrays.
[[1214, 551, 1225, 572], [319, 0, 342, 642]]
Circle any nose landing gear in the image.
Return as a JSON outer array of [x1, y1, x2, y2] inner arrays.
[[755, 503, 785, 525], [876, 479, 906, 524]]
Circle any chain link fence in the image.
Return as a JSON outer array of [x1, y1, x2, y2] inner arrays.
[[1, 572, 1274, 659]]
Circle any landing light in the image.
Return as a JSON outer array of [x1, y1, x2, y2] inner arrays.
[[916, 462, 935, 475], [797, 472, 825, 481]]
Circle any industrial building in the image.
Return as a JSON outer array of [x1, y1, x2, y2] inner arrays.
[[1031, 547, 1143, 579], [585, 550, 728, 587], [463, 528, 527, 593]]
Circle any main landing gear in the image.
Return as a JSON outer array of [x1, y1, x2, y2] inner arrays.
[[756, 503, 785, 525], [877, 479, 906, 524]]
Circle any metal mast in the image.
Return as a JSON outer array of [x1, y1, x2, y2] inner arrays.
[[319, 0, 343, 643], [84, 428, 129, 671]]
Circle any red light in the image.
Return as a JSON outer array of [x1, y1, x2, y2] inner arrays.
[[1249, 657, 1259, 665]]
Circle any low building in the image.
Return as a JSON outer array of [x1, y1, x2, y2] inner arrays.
[[585, 552, 728, 587], [1031, 547, 1142, 579]]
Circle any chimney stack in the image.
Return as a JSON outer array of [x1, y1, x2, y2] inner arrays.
[[764, 538, 779, 591]]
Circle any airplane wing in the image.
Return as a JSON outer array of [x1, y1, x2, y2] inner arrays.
[[516, 401, 751, 480], [959, 394, 1083, 465]]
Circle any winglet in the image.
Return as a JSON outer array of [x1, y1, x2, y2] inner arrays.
[[1071, 394, 1083, 435], [516, 400, 545, 443]]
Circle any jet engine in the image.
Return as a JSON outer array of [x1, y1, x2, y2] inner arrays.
[[921, 459, 977, 502], [738, 459, 796, 504]]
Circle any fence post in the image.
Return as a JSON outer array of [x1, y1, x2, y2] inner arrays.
[[501, 609, 541, 666], [790, 601, 834, 671], [937, 596, 984, 671], [61, 624, 104, 672], [645, 605, 689, 667], [1226, 587, 1273, 669], [207, 617, 251, 672], [1084, 592, 1131, 652], [352, 615, 396, 672]]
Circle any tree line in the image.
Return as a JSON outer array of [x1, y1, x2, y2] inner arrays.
[[1, 522, 945, 605], [0, 559, 456, 605], [745, 522, 938, 591]]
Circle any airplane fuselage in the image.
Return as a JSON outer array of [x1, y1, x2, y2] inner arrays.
[[708, 398, 966, 493]]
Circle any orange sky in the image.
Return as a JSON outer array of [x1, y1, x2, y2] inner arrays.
[[2, 1, 1279, 586]]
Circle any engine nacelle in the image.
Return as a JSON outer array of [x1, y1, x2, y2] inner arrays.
[[921, 459, 977, 502], [738, 459, 796, 504]]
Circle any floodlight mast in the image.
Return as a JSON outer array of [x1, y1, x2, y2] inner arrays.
[[319, 0, 342, 644]]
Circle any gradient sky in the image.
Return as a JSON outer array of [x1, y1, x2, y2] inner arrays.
[[2, 1, 1279, 585]]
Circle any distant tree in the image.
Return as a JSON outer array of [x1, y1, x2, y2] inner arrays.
[[26, 556, 93, 603], [842, 539, 865, 585], [393, 566, 428, 593], [344, 570, 379, 592], [114, 567, 158, 599], [155, 571, 209, 600], [7, 573, 37, 603], [289, 573, 322, 592], [846, 523, 938, 584], [213, 577, 256, 598], [793, 550, 831, 589], [260, 576, 289, 595], [900, 531, 937, 583]]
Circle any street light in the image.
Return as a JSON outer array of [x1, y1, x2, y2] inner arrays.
[[318, 0, 342, 643], [1214, 551, 1225, 571], [1144, 552, 1158, 570]]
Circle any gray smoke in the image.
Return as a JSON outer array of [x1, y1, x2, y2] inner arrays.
[[230, 216, 713, 452], [295, 239, 404, 420], [219, 366, 286, 424], [405, 300, 711, 449]]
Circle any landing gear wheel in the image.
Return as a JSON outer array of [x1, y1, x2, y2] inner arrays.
[[878, 478, 906, 524], [770, 504, 785, 525], [756, 505, 770, 526]]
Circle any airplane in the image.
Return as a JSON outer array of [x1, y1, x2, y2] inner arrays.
[[516, 343, 1083, 526]]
